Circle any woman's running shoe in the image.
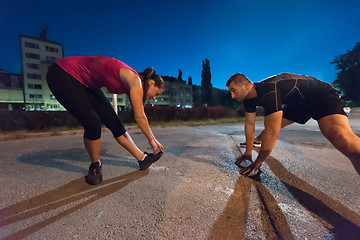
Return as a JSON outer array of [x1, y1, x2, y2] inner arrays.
[[138, 151, 163, 170], [86, 162, 103, 185]]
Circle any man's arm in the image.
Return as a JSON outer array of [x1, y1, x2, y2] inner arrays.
[[235, 112, 255, 167], [240, 110, 283, 176], [244, 112, 256, 156]]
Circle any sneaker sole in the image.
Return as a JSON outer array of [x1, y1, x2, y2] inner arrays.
[[86, 174, 103, 185], [139, 151, 163, 171], [239, 144, 261, 148]]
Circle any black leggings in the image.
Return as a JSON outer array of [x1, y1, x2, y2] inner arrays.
[[46, 63, 126, 140]]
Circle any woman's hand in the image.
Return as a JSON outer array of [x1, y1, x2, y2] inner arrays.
[[149, 138, 164, 154]]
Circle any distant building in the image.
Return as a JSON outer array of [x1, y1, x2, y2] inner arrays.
[[212, 87, 230, 105], [192, 85, 202, 106], [102, 89, 131, 111], [3, 28, 232, 112], [191, 84, 231, 107], [20, 28, 131, 112], [0, 69, 24, 111], [149, 76, 193, 107], [20, 27, 64, 111]]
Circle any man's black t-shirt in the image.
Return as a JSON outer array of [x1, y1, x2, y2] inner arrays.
[[243, 73, 334, 116]]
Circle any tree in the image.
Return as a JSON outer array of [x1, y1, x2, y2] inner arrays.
[[331, 42, 360, 106], [201, 58, 212, 105], [188, 76, 192, 85], [177, 69, 183, 81]]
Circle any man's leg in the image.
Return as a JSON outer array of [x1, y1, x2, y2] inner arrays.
[[256, 118, 294, 141], [317, 114, 360, 174]]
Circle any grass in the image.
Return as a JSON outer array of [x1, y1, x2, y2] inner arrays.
[[11, 130, 28, 139], [0, 126, 84, 140]]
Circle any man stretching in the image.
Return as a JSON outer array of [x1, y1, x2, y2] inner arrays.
[[227, 73, 360, 176]]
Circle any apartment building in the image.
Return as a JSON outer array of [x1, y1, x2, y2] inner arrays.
[[19, 29, 131, 112], [0, 69, 24, 111], [150, 76, 193, 107], [102, 89, 131, 111], [20, 29, 64, 111], [2, 29, 195, 111]]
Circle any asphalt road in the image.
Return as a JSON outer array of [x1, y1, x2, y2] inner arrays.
[[0, 115, 360, 239]]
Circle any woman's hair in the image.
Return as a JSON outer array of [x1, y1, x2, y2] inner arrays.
[[139, 67, 165, 98], [226, 73, 251, 87]]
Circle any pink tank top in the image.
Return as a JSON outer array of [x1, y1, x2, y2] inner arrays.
[[56, 56, 139, 94]]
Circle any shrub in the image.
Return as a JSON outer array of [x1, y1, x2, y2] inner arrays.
[[144, 105, 237, 122], [0, 105, 242, 132]]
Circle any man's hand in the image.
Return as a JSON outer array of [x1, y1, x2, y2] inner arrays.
[[239, 160, 262, 176], [239, 111, 283, 176], [234, 154, 252, 168]]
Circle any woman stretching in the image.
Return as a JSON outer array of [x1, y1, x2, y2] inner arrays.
[[46, 56, 164, 185]]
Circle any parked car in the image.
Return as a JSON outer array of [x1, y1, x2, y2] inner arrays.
[[343, 107, 351, 114]]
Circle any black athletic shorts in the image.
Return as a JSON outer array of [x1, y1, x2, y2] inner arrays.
[[282, 87, 347, 124]]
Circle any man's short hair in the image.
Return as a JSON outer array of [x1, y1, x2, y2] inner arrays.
[[226, 73, 251, 87]]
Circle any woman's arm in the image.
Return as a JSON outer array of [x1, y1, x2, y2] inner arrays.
[[120, 68, 163, 153]]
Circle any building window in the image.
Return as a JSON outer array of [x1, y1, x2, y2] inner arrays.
[[26, 63, 40, 69], [45, 46, 59, 53], [28, 84, 42, 89], [29, 94, 43, 99], [25, 52, 40, 59], [50, 95, 56, 100], [47, 104, 60, 109], [27, 73, 42, 80], [25, 42, 39, 49]]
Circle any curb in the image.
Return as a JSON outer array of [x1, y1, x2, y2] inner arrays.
[[0, 126, 139, 142], [0, 129, 84, 142]]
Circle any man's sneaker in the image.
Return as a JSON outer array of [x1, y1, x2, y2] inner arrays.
[[138, 151, 163, 171], [86, 162, 103, 185], [239, 141, 261, 148]]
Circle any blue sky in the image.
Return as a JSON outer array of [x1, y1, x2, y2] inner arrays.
[[1, 0, 359, 89]]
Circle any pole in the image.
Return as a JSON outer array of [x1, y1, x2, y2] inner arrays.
[[113, 94, 118, 114]]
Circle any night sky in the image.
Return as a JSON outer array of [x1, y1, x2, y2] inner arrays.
[[1, 0, 359, 89]]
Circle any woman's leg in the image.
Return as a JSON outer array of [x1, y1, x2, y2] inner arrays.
[[47, 64, 103, 164], [115, 132, 146, 160], [84, 138, 101, 163], [87, 90, 146, 160]]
